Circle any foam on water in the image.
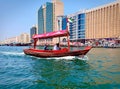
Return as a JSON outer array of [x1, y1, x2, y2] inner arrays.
[[29, 55, 89, 61], [1, 51, 24, 56]]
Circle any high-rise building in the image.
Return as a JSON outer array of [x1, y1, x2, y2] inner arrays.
[[30, 25, 37, 43], [38, 6, 45, 34], [38, 0, 64, 33], [38, 0, 64, 44], [52, 0, 64, 31]]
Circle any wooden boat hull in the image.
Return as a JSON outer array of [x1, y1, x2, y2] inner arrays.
[[23, 46, 92, 58]]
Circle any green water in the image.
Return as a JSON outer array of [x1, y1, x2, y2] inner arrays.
[[0, 46, 120, 89]]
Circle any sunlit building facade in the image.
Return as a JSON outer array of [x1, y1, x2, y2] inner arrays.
[[38, 6, 45, 34], [86, 1, 120, 39], [67, 1, 120, 42], [46, 2, 53, 32], [57, 15, 67, 30], [19, 33, 30, 44], [37, 0, 120, 45], [68, 11, 86, 41], [2, 33, 30, 44], [38, 0, 64, 45], [56, 15, 67, 43], [38, 0, 64, 33]]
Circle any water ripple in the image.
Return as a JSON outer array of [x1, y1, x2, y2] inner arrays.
[[0, 47, 120, 89]]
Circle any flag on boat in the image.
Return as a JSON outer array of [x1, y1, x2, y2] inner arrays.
[[67, 18, 73, 23]]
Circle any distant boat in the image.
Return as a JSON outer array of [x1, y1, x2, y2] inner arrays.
[[23, 29, 92, 58]]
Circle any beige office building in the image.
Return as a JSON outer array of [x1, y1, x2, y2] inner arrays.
[[86, 1, 120, 39], [52, 0, 64, 31], [18, 33, 30, 44]]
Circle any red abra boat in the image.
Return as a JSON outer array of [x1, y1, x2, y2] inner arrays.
[[23, 30, 92, 58]]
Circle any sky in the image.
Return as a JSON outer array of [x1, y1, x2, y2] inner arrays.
[[0, 0, 116, 41]]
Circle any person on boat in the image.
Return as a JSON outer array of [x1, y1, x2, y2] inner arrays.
[[44, 44, 49, 50], [53, 43, 61, 50]]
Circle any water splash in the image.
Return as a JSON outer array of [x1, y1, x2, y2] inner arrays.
[[75, 55, 89, 60]]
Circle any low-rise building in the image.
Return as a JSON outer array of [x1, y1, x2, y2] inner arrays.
[[19, 33, 30, 44]]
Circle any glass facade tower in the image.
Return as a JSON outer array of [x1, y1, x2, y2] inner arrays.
[[68, 12, 86, 41], [62, 17, 67, 30], [38, 6, 44, 34], [37, 0, 64, 44], [46, 2, 53, 32], [78, 13, 85, 39], [69, 16, 77, 40]]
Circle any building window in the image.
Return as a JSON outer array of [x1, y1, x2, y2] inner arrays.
[[78, 14, 85, 19], [78, 25, 85, 30], [78, 20, 85, 25]]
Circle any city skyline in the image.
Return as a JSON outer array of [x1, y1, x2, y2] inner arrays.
[[0, 0, 116, 41]]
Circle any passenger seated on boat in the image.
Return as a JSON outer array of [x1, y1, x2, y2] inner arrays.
[[44, 44, 49, 50], [53, 43, 61, 50]]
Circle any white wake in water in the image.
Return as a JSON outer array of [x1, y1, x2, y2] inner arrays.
[[40, 55, 89, 60], [1, 52, 24, 56], [1, 51, 89, 60]]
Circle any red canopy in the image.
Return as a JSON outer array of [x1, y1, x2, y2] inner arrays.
[[33, 30, 69, 39]]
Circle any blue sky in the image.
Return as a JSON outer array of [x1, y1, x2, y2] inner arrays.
[[0, 0, 116, 41]]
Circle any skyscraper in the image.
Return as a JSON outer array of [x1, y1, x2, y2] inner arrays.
[[38, 6, 45, 34], [38, 0, 64, 34], [38, 0, 64, 44]]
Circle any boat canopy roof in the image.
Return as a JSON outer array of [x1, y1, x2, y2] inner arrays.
[[33, 30, 69, 39]]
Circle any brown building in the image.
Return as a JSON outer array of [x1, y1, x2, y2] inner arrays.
[[86, 1, 120, 39], [52, 0, 64, 31]]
